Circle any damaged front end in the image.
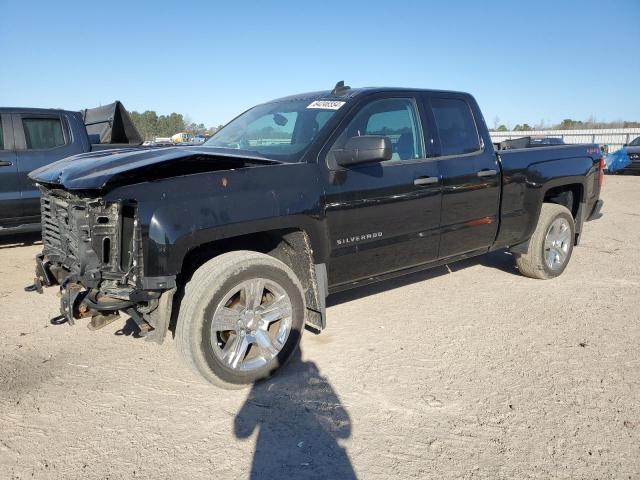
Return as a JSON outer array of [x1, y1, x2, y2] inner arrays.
[[30, 186, 174, 343]]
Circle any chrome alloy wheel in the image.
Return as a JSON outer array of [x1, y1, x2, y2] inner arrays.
[[544, 217, 572, 271], [210, 278, 293, 372]]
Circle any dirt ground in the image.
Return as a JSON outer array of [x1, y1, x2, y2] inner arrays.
[[0, 176, 638, 479]]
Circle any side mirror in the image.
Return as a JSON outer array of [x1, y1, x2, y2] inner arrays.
[[623, 143, 628, 147], [334, 135, 392, 167]]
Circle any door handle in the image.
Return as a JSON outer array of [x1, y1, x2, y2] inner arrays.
[[477, 169, 497, 178], [414, 176, 439, 186], [0, 160, 13, 167]]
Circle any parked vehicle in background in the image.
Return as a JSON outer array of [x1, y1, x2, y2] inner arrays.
[[143, 138, 175, 147], [192, 135, 209, 144], [620, 136, 640, 174], [171, 132, 193, 143], [497, 136, 564, 150], [530, 136, 564, 146], [0, 102, 141, 235], [29, 83, 604, 389]]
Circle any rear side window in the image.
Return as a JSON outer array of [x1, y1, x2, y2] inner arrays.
[[22, 118, 66, 149], [0, 121, 4, 149], [431, 98, 480, 156]]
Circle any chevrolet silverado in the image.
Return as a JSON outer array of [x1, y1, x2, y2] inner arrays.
[[28, 82, 605, 388]]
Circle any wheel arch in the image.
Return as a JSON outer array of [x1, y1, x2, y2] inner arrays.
[[540, 180, 588, 247], [508, 178, 588, 254], [178, 227, 327, 332], [542, 182, 584, 219]]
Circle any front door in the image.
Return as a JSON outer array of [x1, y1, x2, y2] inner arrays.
[[322, 95, 442, 288], [13, 113, 82, 219], [0, 113, 21, 227], [425, 94, 500, 258]]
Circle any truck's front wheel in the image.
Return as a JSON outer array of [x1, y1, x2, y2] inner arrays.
[[175, 251, 305, 388], [515, 203, 575, 280]]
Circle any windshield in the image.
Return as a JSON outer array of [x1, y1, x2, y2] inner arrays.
[[629, 136, 640, 146], [204, 99, 340, 162]]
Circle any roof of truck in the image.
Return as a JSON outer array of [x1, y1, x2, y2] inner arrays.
[[0, 107, 73, 114], [268, 86, 471, 104]]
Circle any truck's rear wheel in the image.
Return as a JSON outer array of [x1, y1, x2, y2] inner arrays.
[[515, 203, 575, 280], [176, 251, 305, 388]]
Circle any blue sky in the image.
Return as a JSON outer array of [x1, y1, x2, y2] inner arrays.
[[1, 0, 638, 128]]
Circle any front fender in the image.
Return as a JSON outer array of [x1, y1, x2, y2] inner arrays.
[[105, 163, 328, 278], [146, 212, 328, 277]]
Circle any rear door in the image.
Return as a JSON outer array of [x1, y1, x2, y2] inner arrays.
[[424, 94, 500, 258], [322, 93, 442, 288], [0, 113, 21, 227], [13, 113, 81, 219]]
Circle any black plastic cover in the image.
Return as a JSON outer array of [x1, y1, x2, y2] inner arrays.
[[82, 101, 142, 145]]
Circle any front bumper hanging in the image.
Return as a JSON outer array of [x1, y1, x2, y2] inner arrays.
[[24, 254, 57, 293], [25, 255, 174, 343]]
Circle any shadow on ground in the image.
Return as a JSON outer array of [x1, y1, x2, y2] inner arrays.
[[328, 249, 519, 307], [114, 317, 146, 338], [235, 349, 357, 479], [0, 231, 41, 249]]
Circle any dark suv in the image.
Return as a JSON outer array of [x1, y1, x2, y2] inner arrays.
[[623, 136, 640, 174]]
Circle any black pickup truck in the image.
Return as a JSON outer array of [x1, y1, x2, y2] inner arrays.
[[29, 83, 604, 388], [0, 102, 140, 234]]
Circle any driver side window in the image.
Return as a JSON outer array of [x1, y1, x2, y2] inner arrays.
[[329, 98, 424, 162]]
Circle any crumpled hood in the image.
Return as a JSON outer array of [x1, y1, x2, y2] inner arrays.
[[29, 146, 279, 190]]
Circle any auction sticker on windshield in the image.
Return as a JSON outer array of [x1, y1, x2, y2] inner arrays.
[[307, 100, 346, 110]]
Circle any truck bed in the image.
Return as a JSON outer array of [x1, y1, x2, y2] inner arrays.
[[498, 143, 601, 162], [496, 144, 603, 249]]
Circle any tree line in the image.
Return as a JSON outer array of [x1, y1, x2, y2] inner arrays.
[[129, 110, 223, 141], [129, 110, 640, 139], [491, 116, 640, 132]]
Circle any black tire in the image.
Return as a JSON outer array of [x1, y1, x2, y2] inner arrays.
[[175, 250, 305, 389], [515, 203, 575, 280]]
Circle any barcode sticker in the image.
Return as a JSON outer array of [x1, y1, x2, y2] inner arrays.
[[307, 100, 346, 110]]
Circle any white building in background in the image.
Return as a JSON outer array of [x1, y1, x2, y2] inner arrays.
[[490, 128, 640, 153]]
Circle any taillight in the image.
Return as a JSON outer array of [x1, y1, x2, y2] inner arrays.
[[598, 158, 605, 187]]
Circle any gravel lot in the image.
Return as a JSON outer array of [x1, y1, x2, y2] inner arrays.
[[1, 176, 638, 479]]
